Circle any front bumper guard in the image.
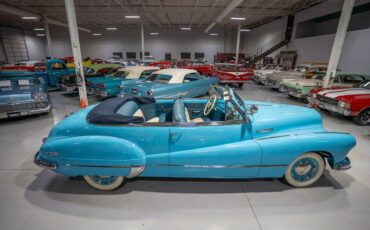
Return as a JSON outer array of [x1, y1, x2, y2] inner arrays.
[[333, 157, 351, 170]]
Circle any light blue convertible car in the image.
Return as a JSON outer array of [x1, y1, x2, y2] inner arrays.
[[118, 68, 219, 99], [0, 74, 50, 119], [34, 86, 355, 191]]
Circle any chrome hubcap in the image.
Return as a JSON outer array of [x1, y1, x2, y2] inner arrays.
[[89, 175, 118, 186], [291, 157, 319, 182]]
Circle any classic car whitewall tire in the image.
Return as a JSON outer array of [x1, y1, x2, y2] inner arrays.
[[83, 175, 125, 191], [284, 153, 325, 187]]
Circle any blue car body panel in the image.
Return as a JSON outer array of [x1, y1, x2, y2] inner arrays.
[[35, 90, 356, 179], [120, 75, 219, 98]]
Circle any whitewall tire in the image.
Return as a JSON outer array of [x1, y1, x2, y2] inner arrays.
[[83, 175, 125, 191], [284, 152, 325, 187]]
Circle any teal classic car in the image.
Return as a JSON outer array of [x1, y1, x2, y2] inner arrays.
[[88, 66, 160, 98], [34, 86, 355, 191], [119, 68, 219, 99], [0, 59, 74, 89], [0, 74, 50, 119], [57, 63, 121, 91]]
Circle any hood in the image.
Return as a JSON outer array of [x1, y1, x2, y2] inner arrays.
[[0, 84, 43, 104], [245, 101, 324, 139], [283, 79, 320, 88], [318, 88, 370, 100], [269, 71, 303, 80]]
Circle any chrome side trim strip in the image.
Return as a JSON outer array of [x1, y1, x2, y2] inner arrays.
[[256, 131, 353, 140], [64, 164, 143, 169], [148, 163, 288, 168]]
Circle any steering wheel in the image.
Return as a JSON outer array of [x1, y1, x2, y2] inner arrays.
[[204, 94, 217, 116]]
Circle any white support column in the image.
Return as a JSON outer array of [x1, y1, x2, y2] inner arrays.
[[323, 0, 355, 88], [65, 0, 88, 107], [235, 22, 241, 65], [42, 14, 53, 58], [141, 24, 145, 62]]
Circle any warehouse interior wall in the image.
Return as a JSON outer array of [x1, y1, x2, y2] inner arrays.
[[243, 0, 370, 74]]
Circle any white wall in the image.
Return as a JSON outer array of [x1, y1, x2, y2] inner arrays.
[[47, 26, 227, 63], [243, 0, 370, 74]]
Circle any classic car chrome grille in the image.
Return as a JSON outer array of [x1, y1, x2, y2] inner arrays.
[[316, 94, 338, 105], [0, 102, 49, 113]]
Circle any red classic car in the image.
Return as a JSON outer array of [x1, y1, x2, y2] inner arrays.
[[206, 63, 253, 88], [310, 80, 370, 126], [148, 61, 175, 69], [0, 61, 46, 71], [180, 64, 212, 75]]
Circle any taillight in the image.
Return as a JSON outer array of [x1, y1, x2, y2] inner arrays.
[[97, 83, 105, 88]]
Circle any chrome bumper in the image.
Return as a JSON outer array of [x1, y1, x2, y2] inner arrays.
[[314, 100, 351, 116], [333, 157, 351, 170], [0, 104, 51, 119], [34, 152, 57, 169]]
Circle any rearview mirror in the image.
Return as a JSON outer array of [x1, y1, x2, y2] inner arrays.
[[250, 104, 258, 114]]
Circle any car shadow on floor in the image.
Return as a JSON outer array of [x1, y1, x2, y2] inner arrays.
[[24, 169, 353, 196]]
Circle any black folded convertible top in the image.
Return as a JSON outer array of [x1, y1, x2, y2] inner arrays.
[[86, 96, 155, 125]]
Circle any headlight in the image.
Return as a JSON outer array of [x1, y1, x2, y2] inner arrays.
[[32, 93, 47, 101], [338, 101, 347, 108], [312, 93, 317, 98]]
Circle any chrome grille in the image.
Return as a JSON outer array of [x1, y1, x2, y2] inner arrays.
[[316, 94, 338, 105], [0, 102, 49, 113]]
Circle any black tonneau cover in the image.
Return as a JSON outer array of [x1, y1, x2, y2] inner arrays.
[[86, 96, 155, 125]]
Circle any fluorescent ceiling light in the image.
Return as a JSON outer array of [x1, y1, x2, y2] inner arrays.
[[209, 33, 218, 36], [106, 27, 117, 30], [92, 33, 102, 36], [181, 27, 191, 30], [150, 32, 159, 35], [230, 17, 245, 20], [21, 16, 37, 20], [34, 28, 45, 31], [125, 15, 140, 19], [36, 34, 45, 36], [240, 29, 251, 32]]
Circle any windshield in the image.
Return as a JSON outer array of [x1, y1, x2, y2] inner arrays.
[[357, 80, 370, 89], [0, 76, 39, 87], [113, 70, 129, 78], [84, 67, 95, 75], [295, 66, 309, 72], [145, 73, 172, 83]]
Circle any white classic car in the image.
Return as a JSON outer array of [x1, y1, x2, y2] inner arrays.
[[252, 65, 288, 85]]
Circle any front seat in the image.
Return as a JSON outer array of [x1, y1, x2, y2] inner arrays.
[[172, 99, 207, 123]]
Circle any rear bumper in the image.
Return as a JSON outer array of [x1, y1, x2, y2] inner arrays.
[[34, 152, 57, 170], [333, 157, 351, 170], [0, 104, 51, 119]]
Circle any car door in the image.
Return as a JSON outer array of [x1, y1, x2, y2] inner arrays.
[[182, 73, 210, 97], [169, 120, 262, 178]]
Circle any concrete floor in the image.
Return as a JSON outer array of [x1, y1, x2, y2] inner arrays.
[[0, 82, 369, 230]]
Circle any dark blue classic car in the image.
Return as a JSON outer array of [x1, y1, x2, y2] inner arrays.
[[118, 68, 219, 99], [0, 74, 50, 119], [34, 86, 354, 191]]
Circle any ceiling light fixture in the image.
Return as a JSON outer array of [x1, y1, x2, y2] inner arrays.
[[92, 33, 102, 36], [21, 16, 37, 20], [34, 28, 45, 31], [150, 32, 159, 35], [181, 27, 191, 30], [125, 15, 140, 19], [36, 34, 45, 36], [209, 33, 218, 36], [106, 27, 117, 30], [230, 17, 246, 20], [240, 29, 251, 32]]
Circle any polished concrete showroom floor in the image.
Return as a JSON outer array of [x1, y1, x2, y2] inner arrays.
[[0, 82, 369, 230]]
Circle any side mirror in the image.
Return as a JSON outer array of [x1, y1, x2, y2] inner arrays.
[[250, 104, 258, 114]]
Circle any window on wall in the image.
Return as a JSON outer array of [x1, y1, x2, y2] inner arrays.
[[165, 53, 171, 60], [126, 52, 136, 59], [181, 52, 191, 59], [2, 38, 29, 63], [139, 52, 150, 58], [194, 52, 205, 59], [113, 52, 123, 58]]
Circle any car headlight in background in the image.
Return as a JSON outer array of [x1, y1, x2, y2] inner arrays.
[[32, 93, 47, 101], [338, 101, 350, 109]]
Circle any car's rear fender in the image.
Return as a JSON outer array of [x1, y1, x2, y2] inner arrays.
[[39, 135, 146, 177], [254, 132, 356, 177]]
